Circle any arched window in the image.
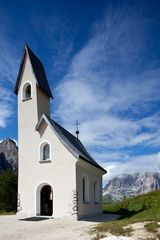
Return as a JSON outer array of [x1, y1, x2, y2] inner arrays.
[[94, 179, 99, 203], [43, 144, 50, 160], [39, 142, 51, 162], [82, 175, 89, 203], [23, 82, 31, 100]]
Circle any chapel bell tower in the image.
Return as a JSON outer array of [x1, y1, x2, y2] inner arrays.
[[14, 45, 53, 216]]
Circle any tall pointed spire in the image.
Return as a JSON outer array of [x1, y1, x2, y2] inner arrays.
[[14, 44, 53, 99]]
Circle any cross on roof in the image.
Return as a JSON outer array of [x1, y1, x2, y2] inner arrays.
[[74, 120, 80, 139]]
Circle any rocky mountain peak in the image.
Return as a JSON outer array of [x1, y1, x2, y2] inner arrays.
[[103, 171, 160, 202], [0, 138, 18, 173]]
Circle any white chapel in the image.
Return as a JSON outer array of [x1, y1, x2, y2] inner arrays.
[[14, 45, 107, 219]]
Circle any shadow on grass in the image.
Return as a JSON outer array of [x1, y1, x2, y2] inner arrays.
[[103, 208, 143, 220], [79, 213, 120, 222]]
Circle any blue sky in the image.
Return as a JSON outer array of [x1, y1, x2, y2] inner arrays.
[[0, 0, 160, 183]]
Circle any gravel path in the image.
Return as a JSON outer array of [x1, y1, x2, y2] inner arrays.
[[0, 214, 119, 240], [99, 222, 160, 240]]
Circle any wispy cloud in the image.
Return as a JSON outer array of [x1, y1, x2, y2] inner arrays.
[[0, 86, 13, 128], [0, 38, 19, 84], [0, 9, 19, 84], [30, 14, 76, 78], [54, 3, 160, 182], [0, 9, 19, 128], [102, 152, 160, 184]]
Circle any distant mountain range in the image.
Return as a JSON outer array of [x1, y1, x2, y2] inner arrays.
[[103, 172, 160, 202], [0, 139, 18, 173]]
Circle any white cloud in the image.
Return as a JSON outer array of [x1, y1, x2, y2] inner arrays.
[[0, 10, 19, 128], [0, 86, 13, 128], [54, 4, 160, 182], [0, 39, 18, 83], [0, 10, 19, 84], [30, 14, 75, 78], [101, 153, 160, 185]]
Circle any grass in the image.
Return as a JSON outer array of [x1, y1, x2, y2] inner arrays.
[[144, 221, 159, 233], [95, 219, 132, 236], [94, 190, 160, 237], [0, 211, 16, 215]]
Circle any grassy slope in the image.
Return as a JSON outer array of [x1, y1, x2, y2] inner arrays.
[[95, 190, 160, 236]]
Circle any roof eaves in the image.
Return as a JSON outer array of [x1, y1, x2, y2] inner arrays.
[[14, 47, 26, 95], [36, 115, 107, 175], [47, 119, 79, 159], [25, 46, 39, 86], [14, 45, 53, 99], [36, 115, 79, 159], [35, 114, 46, 131], [79, 155, 107, 174], [26, 45, 53, 99], [14, 46, 39, 95]]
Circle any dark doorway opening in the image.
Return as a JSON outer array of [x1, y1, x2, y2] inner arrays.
[[40, 185, 53, 216]]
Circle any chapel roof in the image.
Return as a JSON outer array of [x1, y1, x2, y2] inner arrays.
[[36, 114, 107, 174], [14, 45, 53, 98]]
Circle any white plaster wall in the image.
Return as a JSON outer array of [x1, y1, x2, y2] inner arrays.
[[18, 121, 77, 218], [17, 53, 38, 218], [17, 53, 77, 218], [76, 160, 103, 219], [36, 87, 50, 120], [27, 125, 76, 217]]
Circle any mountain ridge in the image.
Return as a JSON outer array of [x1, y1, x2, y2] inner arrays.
[[103, 171, 160, 202], [0, 138, 18, 173]]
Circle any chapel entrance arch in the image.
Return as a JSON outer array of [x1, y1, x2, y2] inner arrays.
[[40, 185, 53, 216]]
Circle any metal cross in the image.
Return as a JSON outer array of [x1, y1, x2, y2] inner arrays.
[[74, 120, 80, 139]]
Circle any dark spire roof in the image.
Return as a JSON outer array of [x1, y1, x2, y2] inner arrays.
[[14, 45, 53, 98], [36, 114, 107, 174]]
